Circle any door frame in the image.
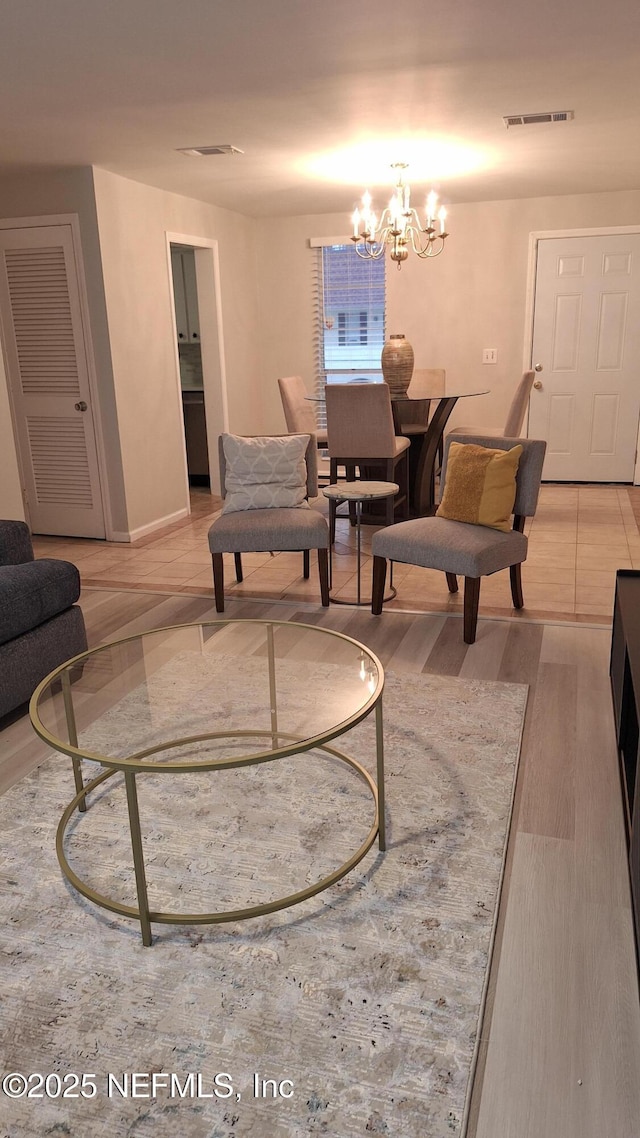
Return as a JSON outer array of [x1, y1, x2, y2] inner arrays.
[[523, 225, 640, 485], [165, 232, 229, 497], [0, 212, 115, 535]]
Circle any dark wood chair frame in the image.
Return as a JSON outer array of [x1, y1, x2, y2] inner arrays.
[[212, 547, 329, 613]]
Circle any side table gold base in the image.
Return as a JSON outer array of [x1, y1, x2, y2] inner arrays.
[[324, 480, 399, 607], [329, 582, 396, 607]]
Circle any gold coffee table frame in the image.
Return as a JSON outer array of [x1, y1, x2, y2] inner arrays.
[[30, 619, 386, 947]]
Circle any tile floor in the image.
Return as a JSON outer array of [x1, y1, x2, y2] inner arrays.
[[32, 484, 640, 624]]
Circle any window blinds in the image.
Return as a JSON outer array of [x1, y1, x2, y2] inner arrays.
[[313, 244, 386, 410]]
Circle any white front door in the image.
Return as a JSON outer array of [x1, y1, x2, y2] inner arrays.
[[0, 224, 105, 537], [529, 234, 640, 481]]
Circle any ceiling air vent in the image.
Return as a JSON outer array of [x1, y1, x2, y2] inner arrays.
[[176, 145, 244, 157], [503, 111, 574, 128]]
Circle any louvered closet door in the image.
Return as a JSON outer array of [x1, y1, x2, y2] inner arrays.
[[0, 225, 105, 537]]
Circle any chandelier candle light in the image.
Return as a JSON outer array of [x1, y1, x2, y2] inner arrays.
[[351, 163, 449, 268]]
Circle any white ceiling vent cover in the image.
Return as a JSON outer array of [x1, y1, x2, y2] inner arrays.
[[503, 111, 574, 128], [177, 144, 244, 157]]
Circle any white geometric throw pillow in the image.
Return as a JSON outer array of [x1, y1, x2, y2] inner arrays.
[[221, 433, 310, 513]]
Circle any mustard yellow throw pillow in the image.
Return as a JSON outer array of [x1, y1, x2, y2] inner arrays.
[[437, 442, 523, 532]]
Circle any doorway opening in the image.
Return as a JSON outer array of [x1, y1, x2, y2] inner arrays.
[[170, 244, 210, 488], [167, 234, 228, 500]]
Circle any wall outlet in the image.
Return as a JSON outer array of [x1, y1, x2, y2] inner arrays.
[[482, 348, 498, 364]]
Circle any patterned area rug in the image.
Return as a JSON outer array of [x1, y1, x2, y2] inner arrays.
[[0, 663, 527, 1138]]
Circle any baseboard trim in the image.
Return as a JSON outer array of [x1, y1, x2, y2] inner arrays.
[[109, 508, 190, 544]]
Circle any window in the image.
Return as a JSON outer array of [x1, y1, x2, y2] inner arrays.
[[314, 244, 386, 393]]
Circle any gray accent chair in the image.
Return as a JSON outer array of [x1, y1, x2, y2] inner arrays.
[[207, 433, 330, 612], [371, 434, 547, 644], [0, 520, 87, 719]]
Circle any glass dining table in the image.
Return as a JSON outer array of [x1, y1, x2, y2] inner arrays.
[[309, 383, 490, 515]]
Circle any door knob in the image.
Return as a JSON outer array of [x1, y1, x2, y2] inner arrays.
[[534, 363, 543, 372], [533, 380, 543, 390], [74, 401, 87, 412]]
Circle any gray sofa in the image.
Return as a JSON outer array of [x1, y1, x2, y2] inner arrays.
[[0, 520, 88, 719]]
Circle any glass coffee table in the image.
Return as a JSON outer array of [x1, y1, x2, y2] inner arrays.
[[30, 620, 385, 946]]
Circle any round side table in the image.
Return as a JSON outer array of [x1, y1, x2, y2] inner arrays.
[[323, 481, 398, 606]]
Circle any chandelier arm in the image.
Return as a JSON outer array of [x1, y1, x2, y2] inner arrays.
[[408, 227, 448, 259], [352, 238, 387, 260]]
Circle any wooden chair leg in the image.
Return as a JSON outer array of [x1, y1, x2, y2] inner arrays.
[[446, 572, 458, 593], [234, 552, 243, 583], [510, 562, 524, 608], [317, 548, 330, 607], [303, 549, 310, 579], [463, 576, 481, 644], [372, 555, 387, 615], [385, 459, 395, 527], [212, 553, 225, 613], [402, 451, 410, 519], [329, 497, 336, 545]]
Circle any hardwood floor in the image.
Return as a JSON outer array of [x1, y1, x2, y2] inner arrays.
[[2, 588, 639, 1136]]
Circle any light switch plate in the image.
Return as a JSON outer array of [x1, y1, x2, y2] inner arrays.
[[482, 348, 498, 364]]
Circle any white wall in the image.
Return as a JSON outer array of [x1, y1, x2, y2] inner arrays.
[[92, 168, 262, 534], [255, 189, 640, 435]]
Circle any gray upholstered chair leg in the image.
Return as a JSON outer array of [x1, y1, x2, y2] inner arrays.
[[446, 573, 458, 593], [463, 577, 481, 644], [372, 555, 387, 615], [510, 563, 524, 608], [318, 548, 330, 606], [509, 515, 525, 608], [400, 451, 410, 520], [329, 458, 338, 543], [212, 553, 225, 613], [303, 549, 310, 579], [234, 552, 243, 582]]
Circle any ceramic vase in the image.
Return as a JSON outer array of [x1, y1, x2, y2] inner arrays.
[[381, 334, 414, 397]]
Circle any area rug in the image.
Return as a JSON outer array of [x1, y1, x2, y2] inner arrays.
[[0, 660, 527, 1138]]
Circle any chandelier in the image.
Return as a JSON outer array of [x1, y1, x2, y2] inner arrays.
[[350, 163, 449, 268]]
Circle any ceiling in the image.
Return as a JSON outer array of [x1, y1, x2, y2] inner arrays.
[[1, 0, 640, 218]]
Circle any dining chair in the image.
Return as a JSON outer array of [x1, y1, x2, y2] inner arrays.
[[370, 433, 547, 644], [324, 383, 411, 540], [207, 432, 330, 612], [451, 369, 535, 438], [277, 375, 328, 448]]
